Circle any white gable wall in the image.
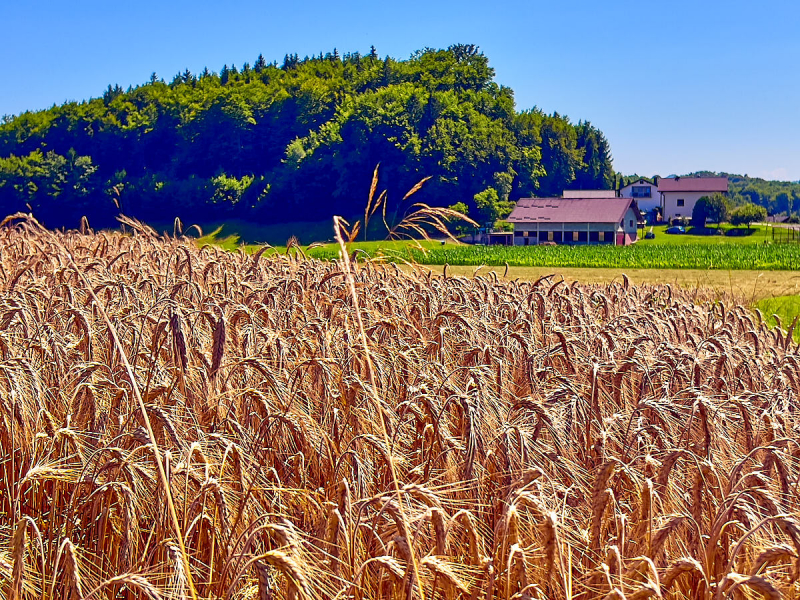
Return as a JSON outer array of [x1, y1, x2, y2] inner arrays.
[[620, 180, 659, 212], [661, 191, 711, 221]]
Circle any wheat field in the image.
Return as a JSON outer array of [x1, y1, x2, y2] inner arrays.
[[1, 217, 800, 600]]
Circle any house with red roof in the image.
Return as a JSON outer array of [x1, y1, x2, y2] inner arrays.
[[507, 196, 640, 246], [658, 176, 728, 221]]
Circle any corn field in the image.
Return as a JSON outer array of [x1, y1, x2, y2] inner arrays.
[[306, 243, 800, 271], [2, 217, 800, 600]]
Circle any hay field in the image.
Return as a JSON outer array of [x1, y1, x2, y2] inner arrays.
[[2, 219, 800, 600]]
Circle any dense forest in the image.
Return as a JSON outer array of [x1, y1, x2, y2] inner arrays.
[[0, 45, 613, 230]]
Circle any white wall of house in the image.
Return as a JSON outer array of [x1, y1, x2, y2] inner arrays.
[[621, 207, 639, 235], [661, 191, 710, 220], [620, 180, 659, 212]]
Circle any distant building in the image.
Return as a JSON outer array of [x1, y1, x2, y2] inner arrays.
[[620, 178, 660, 214], [658, 176, 728, 220], [562, 190, 618, 198], [507, 197, 640, 246]]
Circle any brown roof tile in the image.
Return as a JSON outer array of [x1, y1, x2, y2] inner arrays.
[[658, 176, 728, 192]]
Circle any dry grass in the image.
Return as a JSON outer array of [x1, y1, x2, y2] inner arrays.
[[432, 265, 800, 304], [1, 216, 800, 599]]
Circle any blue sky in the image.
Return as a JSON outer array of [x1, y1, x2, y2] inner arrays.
[[2, 0, 798, 180]]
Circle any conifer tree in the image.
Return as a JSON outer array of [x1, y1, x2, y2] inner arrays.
[[382, 57, 391, 85], [254, 53, 266, 73]]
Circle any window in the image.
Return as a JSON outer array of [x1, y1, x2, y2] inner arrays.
[[677, 199, 685, 207], [629, 220, 634, 228], [675, 213, 681, 217], [632, 186, 651, 198], [572, 231, 579, 242], [598, 231, 605, 242], [547, 231, 554, 242], [514, 230, 523, 237]]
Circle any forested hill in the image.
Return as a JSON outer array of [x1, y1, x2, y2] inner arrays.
[[0, 45, 613, 229], [694, 171, 800, 216]]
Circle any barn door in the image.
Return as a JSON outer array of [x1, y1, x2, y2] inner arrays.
[[616, 232, 625, 246]]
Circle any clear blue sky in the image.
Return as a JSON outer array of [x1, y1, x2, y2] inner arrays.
[[2, 0, 798, 180]]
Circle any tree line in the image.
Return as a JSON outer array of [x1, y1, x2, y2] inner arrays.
[[0, 45, 614, 231]]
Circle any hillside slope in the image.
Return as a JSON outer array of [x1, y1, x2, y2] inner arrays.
[[0, 45, 613, 228]]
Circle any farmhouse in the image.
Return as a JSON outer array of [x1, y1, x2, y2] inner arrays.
[[620, 178, 660, 214], [658, 176, 728, 220], [507, 197, 640, 246]]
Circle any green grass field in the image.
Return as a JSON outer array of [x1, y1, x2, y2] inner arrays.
[[756, 295, 800, 341], [160, 218, 346, 248], [638, 224, 776, 245]]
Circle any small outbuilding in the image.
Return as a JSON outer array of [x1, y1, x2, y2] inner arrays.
[[507, 197, 640, 246]]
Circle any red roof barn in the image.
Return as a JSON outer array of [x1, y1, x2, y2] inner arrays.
[[507, 197, 640, 246]]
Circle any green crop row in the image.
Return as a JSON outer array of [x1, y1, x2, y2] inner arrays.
[[308, 242, 800, 271]]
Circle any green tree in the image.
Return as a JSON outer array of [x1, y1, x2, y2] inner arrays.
[[473, 187, 513, 226], [730, 203, 767, 229], [447, 201, 471, 235], [573, 121, 613, 190], [537, 113, 584, 196], [693, 193, 730, 228]]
